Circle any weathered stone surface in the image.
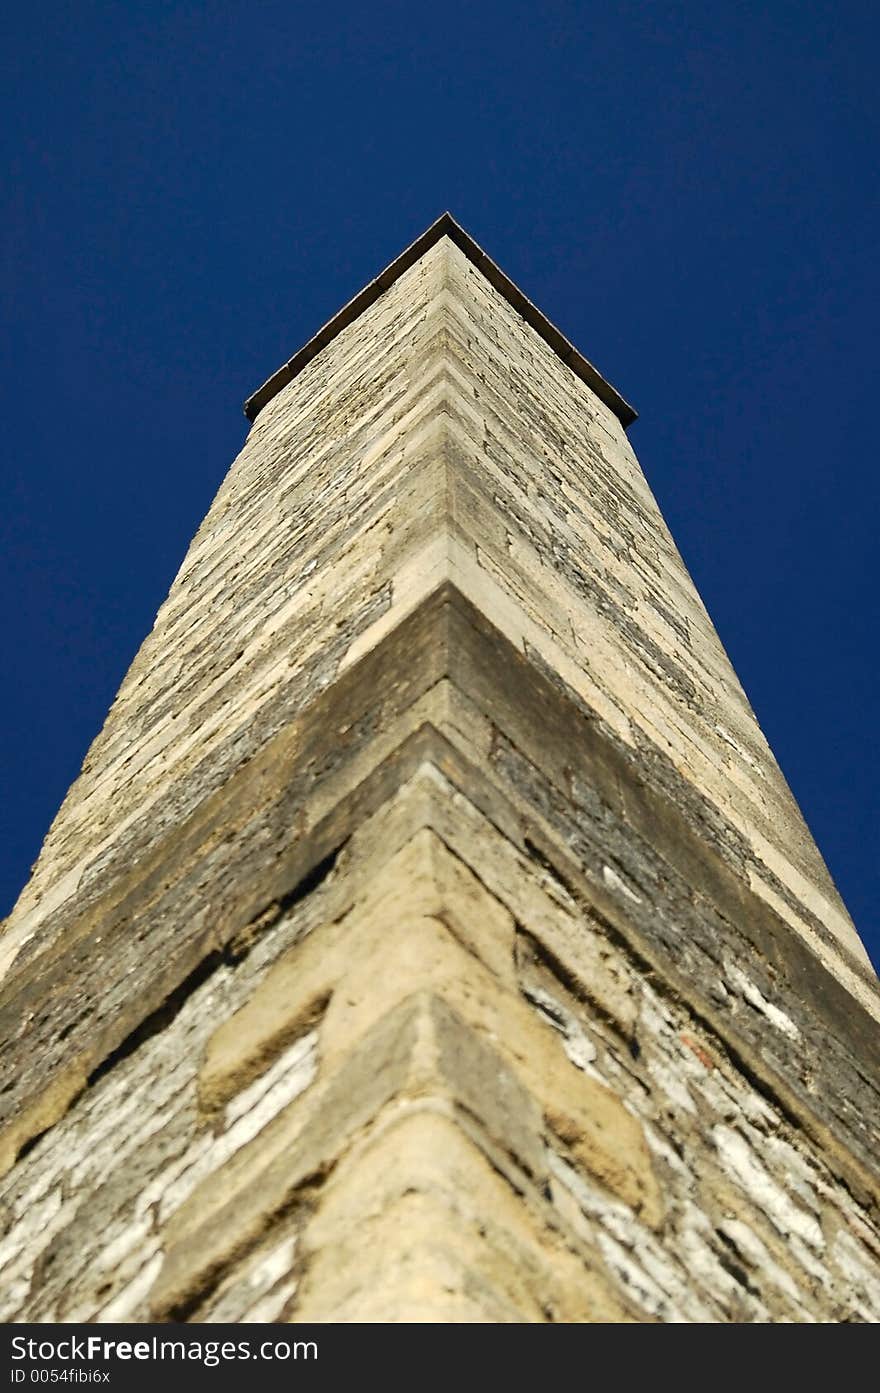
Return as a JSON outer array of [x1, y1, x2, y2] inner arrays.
[[3, 232, 870, 998], [0, 218, 877, 1323], [197, 831, 660, 1233], [291, 1109, 636, 1323], [0, 758, 878, 1322], [200, 828, 517, 1115]]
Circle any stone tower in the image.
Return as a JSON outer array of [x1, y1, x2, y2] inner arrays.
[[1, 215, 878, 1323]]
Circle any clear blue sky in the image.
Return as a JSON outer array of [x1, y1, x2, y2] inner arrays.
[[1, 2, 877, 968]]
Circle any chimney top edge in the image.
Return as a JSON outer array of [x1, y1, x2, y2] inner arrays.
[[243, 213, 637, 429]]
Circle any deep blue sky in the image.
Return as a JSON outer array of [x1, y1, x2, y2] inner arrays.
[[2, 2, 877, 969]]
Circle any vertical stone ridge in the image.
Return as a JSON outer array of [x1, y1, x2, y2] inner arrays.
[[148, 829, 658, 1321]]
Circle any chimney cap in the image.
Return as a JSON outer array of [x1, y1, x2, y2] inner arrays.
[[243, 212, 636, 429]]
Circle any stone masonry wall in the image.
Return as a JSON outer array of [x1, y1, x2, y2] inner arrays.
[[1, 225, 877, 1322], [2, 237, 871, 1006], [1, 756, 878, 1321]]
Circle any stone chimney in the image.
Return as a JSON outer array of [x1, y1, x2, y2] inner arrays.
[[1, 216, 877, 1322]]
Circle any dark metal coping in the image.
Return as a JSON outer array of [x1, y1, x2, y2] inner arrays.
[[243, 212, 637, 429]]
